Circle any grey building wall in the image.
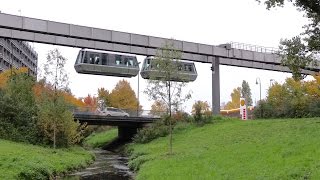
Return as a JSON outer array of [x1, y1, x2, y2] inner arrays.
[[0, 38, 38, 76]]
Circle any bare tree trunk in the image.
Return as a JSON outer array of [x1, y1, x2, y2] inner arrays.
[[53, 55, 58, 149], [169, 81, 172, 155]]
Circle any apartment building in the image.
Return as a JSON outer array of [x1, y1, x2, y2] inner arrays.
[[0, 38, 38, 76]]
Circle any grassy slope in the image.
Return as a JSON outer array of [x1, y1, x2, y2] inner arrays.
[[129, 118, 320, 180], [0, 140, 94, 179], [84, 128, 118, 148]]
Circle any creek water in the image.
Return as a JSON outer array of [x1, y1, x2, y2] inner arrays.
[[63, 149, 135, 180]]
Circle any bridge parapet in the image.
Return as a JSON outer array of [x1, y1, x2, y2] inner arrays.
[[71, 106, 166, 118], [230, 42, 278, 54]]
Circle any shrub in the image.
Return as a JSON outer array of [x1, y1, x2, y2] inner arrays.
[[0, 73, 38, 144], [37, 93, 85, 148], [192, 101, 213, 125], [133, 120, 169, 143], [253, 100, 274, 119]]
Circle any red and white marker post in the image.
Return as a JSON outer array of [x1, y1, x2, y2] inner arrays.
[[240, 98, 247, 120]]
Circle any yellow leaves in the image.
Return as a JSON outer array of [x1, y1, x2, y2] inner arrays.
[[151, 100, 167, 115], [109, 79, 138, 110], [192, 100, 211, 115], [33, 80, 85, 108], [0, 67, 29, 89], [225, 87, 241, 110], [268, 82, 286, 107], [62, 92, 85, 107]]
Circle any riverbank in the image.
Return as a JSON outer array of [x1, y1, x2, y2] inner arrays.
[[128, 117, 320, 179], [0, 139, 94, 179], [66, 128, 135, 179]]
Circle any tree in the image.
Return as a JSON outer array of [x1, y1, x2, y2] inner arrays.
[[0, 71, 38, 143], [0, 67, 29, 89], [254, 74, 320, 118], [150, 100, 167, 117], [241, 80, 253, 106], [192, 101, 211, 123], [98, 87, 111, 106], [225, 87, 242, 109], [83, 94, 98, 111], [144, 41, 192, 154], [109, 79, 139, 110], [37, 48, 83, 148], [191, 101, 211, 115], [42, 48, 69, 91], [279, 37, 317, 81], [257, 0, 319, 81]]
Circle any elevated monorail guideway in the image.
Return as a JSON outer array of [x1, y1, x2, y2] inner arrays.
[[0, 12, 319, 114], [0, 12, 319, 74]]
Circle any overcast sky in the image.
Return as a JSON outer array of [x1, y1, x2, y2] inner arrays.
[[1, 0, 313, 112]]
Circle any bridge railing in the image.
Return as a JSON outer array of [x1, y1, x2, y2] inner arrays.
[[71, 106, 167, 118], [230, 42, 279, 54]]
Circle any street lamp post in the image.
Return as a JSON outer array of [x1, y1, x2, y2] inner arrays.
[[256, 77, 262, 117]]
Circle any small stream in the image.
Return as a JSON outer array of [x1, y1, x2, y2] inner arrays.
[[63, 149, 135, 180]]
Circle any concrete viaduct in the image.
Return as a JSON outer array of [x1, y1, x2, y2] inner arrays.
[[74, 113, 160, 141], [0, 12, 319, 116]]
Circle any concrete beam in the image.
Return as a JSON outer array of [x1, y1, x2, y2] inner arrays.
[[0, 12, 319, 74]]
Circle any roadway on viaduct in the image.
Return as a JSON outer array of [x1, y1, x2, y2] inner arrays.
[[74, 113, 160, 126], [74, 113, 161, 141]]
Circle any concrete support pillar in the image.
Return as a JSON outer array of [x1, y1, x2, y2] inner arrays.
[[212, 57, 220, 115], [118, 126, 139, 141]]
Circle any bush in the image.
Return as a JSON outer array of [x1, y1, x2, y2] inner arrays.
[[37, 94, 85, 148], [307, 99, 320, 117], [133, 119, 169, 143], [253, 100, 274, 119], [0, 73, 38, 144]]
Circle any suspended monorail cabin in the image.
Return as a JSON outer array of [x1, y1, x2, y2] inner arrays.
[[74, 49, 139, 77], [140, 57, 197, 82]]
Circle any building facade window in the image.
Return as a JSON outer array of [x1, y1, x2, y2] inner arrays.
[[0, 38, 38, 76]]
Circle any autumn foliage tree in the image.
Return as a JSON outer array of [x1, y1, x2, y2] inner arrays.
[[225, 87, 241, 110], [192, 101, 212, 124], [150, 100, 167, 116], [98, 87, 111, 107], [83, 94, 98, 111], [254, 74, 320, 118], [109, 79, 139, 110], [192, 101, 211, 116], [37, 48, 85, 148]]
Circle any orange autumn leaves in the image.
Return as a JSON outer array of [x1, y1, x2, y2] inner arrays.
[[0, 68, 84, 107]]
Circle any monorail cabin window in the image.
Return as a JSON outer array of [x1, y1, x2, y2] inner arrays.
[[115, 55, 121, 65], [101, 54, 107, 65], [185, 64, 193, 72]]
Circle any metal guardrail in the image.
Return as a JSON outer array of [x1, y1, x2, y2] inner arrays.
[[71, 106, 167, 118], [230, 42, 279, 54]]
